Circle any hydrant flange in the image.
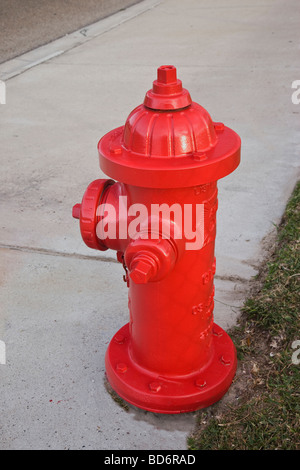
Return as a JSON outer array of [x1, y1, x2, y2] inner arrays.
[[105, 322, 236, 413]]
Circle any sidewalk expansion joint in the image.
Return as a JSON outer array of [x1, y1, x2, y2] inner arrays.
[[0, 243, 118, 263], [0, 244, 251, 281], [214, 274, 249, 284]]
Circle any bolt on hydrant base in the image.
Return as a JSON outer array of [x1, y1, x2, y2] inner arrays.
[[73, 65, 241, 414]]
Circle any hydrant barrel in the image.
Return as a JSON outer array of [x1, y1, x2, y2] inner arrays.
[[73, 65, 241, 413], [120, 183, 217, 377]]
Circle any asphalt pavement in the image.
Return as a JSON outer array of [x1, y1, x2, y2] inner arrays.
[[0, 0, 141, 63]]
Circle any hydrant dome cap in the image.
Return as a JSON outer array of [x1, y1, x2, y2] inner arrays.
[[98, 65, 241, 188], [122, 101, 217, 157]]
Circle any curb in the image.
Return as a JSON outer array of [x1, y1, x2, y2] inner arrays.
[[0, 0, 161, 82]]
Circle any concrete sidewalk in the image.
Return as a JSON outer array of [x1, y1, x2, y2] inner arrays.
[[0, 0, 299, 450]]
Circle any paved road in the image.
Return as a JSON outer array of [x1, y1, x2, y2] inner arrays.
[[0, 0, 140, 63]]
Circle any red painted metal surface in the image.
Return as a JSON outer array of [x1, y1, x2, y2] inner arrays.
[[73, 65, 241, 413]]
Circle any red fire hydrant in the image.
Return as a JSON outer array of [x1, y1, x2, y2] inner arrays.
[[73, 66, 241, 413]]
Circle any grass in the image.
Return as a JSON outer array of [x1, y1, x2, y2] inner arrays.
[[188, 181, 300, 450]]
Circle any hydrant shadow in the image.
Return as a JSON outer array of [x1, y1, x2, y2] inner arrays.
[[104, 377, 197, 432], [129, 405, 197, 433]]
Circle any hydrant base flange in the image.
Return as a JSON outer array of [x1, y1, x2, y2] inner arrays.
[[105, 322, 237, 414]]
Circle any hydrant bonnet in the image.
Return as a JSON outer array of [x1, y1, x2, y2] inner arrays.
[[99, 65, 240, 188]]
